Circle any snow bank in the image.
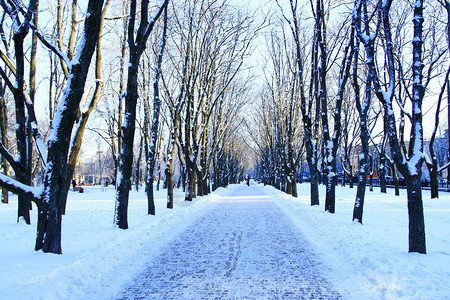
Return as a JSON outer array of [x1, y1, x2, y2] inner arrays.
[[266, 183, 450, 300]]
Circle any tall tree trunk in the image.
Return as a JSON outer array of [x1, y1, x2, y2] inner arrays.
[[429, 158, 439, 199], [288, 0, 320, 206], [115, 0, 129, 187], [405, 175, 426, 253], [290, 172, 298, 197], [115, 58, 139, 229], [156, 162, 161, 191], [12, 10, 33, 225], [196, 170, 204, 197], [379, 155, 387, 193], [324, 175, 336, 213], [353, 109, 370, 223], [115, 0, 168, 226], [27, 0, 39, 196], [185, 159, 196, 200], [36, 0, 104, 252], [324, 15, 354, 214], [353, 168, 367, 224], [135, 134, 144, 192], [145, 4, 167, 215], [369, 0, 426, 253], [185, 163, 196, 201], [391, 163, 400, 196], [165, 137, 175, 209], [0, 83, 8, 204], [309, 166, 320, 206]]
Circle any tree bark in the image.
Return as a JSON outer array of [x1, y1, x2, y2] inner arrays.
[[379, 155, 387, 193], [145, 4, 168, 215], [165, 140, 175, 208], [370, 0, 426, 253], [288, 0, 320, 206], [135, 134, 144, 192], [115, 0, 168, 227], [406, 175, 426, 253], [0, 81, 8, 204], [115, 56, 139, 229], [185, 162, 196, 201], [35, 0, 104, 253]]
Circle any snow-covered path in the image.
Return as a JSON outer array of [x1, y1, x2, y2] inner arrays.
[[117, 184, 342, 299]]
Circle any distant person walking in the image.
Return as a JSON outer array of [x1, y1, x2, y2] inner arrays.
[[246, 175, 250, 186], [72, 179, 76, 191]]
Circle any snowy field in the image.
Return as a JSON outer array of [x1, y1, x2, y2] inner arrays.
[[269, 184, 450, 300], [0, 183, 449, 299], [0, 186, 224, 300]]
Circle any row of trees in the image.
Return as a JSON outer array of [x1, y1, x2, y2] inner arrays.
[[0, 0, 256, 254], [2, 0, 447, 256], [251, 0, 450, 254]]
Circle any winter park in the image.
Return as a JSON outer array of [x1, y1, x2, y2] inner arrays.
[[1, 0, 450, 299]]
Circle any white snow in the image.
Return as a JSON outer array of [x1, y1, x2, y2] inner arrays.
[[0, 186, 223, 300], [1, 183, 449, 299], [268, 183, 450, 300]]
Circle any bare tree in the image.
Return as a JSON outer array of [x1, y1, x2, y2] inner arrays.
[[115, 0, 168, 229], [425, 68, 450, 198], [358, 0, 427, 253], [145, 4, 168, 215], [281, 0, 321, 206], [0, 0, 104, 253], [352, 0, 375, 224], [0, 0, 38, 224], [423, 1, 450, 198]]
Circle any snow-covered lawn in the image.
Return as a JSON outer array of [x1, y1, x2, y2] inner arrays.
[[0, 186, 225, 300], [268, 183, 450, 300], [0, 183, 449, 299]]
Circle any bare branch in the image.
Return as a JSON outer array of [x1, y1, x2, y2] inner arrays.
[[0, 140, 19, 171], [27, 23, 72, 71], [0, 172, 40, 203], [0, 49, 16, 74], [0, 65, 15, 93]]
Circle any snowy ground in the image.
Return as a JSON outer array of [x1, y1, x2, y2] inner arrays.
[[117, 184, 341, 299], [0, 183, 449, 299], [268, 183, 450, 300]]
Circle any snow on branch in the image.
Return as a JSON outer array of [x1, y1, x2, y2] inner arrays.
[[27, 23, 72, 71], [438, 161, 450, 173], [0, 63, 48, 166], [5, 1, 68, 69], [0, 172, 41, 202], [368, 131, 392, 163], [0, 141, 19, 171], [24, 104, 48, 167], [0, 65, 15, 93], [142, 0, 169, 46]]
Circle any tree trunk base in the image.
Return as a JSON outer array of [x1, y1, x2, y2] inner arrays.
[[406, 175, 426, 254]]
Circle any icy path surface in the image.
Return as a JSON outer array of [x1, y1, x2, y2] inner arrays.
[[117, 184, 342, 299]]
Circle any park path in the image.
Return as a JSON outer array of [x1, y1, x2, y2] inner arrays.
[[117, 184, 342, 299]]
